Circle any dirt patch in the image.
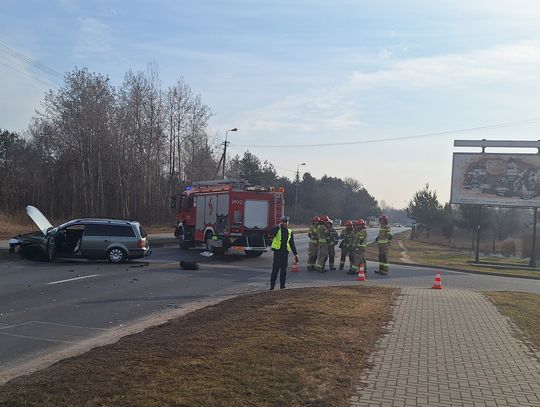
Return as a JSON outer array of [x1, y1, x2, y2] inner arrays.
[[485, 291, 540, 351], [0, 286, 396, 407]]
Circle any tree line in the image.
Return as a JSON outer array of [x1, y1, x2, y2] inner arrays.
[[405, 184, 532, 254], [0, 65, 381, 225]]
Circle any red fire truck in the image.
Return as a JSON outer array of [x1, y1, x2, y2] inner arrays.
[[174, 180, 285, 256]]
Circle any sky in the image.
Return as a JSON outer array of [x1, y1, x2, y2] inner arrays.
[[1, 0, 540, 208]]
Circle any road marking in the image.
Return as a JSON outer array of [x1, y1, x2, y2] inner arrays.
[[47, 274, 100, 285], [0, 331, 78, 344], [0, 321, 108, 331]]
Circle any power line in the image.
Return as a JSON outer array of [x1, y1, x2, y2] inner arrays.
[[231, 118, 540, 148], [0, 60, 51, 86], [0, 41, 63, 84]]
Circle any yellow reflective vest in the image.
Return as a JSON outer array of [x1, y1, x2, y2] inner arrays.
[[271, 228, 292, 252]]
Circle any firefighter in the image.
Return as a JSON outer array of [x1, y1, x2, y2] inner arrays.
[[339, 220, 354, 271], [270, 216, 299, 290], [350, 219, 367, 275], [326, 219, 339, 270], [315, 215, 330, 272], [375, 215, 392, 275], [307, 216, 320, 271]]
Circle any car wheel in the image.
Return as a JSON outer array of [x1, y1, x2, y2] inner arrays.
[[107, 247, 127, 263], [245, 250, 264, 257]]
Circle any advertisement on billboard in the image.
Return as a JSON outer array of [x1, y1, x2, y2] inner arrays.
[[451, 153, 540, 207]]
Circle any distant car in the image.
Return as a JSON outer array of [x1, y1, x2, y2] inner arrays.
[[393, 223, 402, 227], [13, 206, 151, 263]]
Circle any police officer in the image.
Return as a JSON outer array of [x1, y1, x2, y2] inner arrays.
[[376, 215, 392, 275], [315, 215, 330, 272], [326, 219, 339, 270], [339, 220, 354, 271], [270, 216, 299, 290], [307, 216, 320, 271]]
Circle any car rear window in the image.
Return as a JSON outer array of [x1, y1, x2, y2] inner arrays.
[[85, 224, 135, 237], [138, 226, 147, 238]]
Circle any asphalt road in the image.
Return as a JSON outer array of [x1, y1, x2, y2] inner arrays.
[[1, 227, 539, 384]]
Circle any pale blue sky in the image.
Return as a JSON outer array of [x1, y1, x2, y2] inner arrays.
[[1, 0, 540, 207]]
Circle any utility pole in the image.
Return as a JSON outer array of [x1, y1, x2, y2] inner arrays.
[[222, 128, 237, 179], [530, 207, 538, 268]]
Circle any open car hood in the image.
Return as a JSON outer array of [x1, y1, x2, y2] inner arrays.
[[26, 205, 53, 236]]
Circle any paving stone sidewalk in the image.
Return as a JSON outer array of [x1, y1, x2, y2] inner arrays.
[[350, 288, 540, 407]]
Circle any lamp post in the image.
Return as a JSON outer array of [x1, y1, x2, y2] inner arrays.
[[222, 128, 237, 179], [294, 162, 306, 218]]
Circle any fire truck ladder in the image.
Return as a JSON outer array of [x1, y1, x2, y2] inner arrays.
[[274, 192, 283, 224]]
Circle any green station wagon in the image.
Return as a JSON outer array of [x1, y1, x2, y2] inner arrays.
[[13, 206, 151, 263]]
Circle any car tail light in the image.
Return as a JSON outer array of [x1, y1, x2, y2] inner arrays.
[[137, 239, 145, 248]]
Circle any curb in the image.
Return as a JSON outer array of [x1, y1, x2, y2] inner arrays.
[[365, 257, 540, 281]]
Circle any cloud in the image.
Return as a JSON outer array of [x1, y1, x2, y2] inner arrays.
[[232, 40, 540, 137], [75, 17, 112, 58], [350, 40, 540, 89]]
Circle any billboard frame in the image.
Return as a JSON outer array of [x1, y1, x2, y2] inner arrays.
[[452, 140, 540, 268]]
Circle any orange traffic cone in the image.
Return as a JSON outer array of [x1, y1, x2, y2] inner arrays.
[[432, 272, 443, 289], [356, 264, 366, 281], [291, 261, 300, 272]]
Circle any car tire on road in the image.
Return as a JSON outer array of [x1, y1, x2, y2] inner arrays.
[[107, 247, 127, 263]]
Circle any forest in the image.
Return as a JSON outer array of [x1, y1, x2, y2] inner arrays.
[[0, 66, 381, 225]]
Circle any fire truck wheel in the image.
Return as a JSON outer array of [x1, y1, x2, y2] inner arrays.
[[245, 250, 264, 257], [176, 227, 192, 249]]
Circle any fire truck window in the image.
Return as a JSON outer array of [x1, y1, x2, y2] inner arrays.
[[233, 210, 242, 224], [188, 196, 194, 208]]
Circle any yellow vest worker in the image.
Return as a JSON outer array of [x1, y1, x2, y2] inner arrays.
[[270, 216, 298, 290]]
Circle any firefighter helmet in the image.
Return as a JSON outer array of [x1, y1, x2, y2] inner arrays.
[[320, 215, 329, 223], [379, 215, 388, 224], [312, 216, 321, 223], [344, 220, 353, 227], [326, 218, 333, 225], [357, 219, 366, 227]]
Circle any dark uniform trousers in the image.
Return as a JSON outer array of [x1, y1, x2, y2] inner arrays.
[[271, 250, 289, 289]]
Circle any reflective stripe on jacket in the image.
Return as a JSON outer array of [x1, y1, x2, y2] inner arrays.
[[354, 229, 367, 249], [317, 224, 328, 243], [378, 225, 392, 244], [308, 224, 319, 243]]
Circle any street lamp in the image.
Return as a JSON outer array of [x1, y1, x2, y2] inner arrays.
[[222, 128, 237, 179], [294, 162, 306, 218]]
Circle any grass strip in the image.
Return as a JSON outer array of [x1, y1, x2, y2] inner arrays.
[[366, 233, 540, 278], [0, 286, 396, 407], [484, 291, 540, 350]]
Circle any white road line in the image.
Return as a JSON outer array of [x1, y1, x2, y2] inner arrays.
[[0, 331, 78, 344], [0, 321, 108, 331], [47, 274, 100, 285]]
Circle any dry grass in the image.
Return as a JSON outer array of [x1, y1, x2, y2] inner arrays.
[[0, 286, 396, 407], [0, 213, 38, 238], [365, 232, 539, 278], [484, 292, 540, 350]]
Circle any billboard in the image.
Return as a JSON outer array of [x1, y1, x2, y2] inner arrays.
[[451, 153, 540, 207]]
